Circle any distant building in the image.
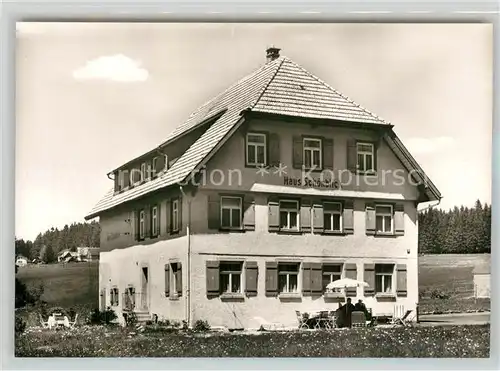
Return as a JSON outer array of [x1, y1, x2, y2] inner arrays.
[[473, 262, 490, 298], [58, 247, 100, 263], [16, 256, 28, 267]]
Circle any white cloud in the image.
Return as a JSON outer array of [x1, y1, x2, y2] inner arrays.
[[405, 136, 456, 155], [72, 54, 148, 82]]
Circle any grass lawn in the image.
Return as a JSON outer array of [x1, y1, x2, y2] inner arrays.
[[15, 324, 490, 357]]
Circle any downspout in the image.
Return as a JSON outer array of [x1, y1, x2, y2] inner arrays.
[[179, 185, 192, 327]]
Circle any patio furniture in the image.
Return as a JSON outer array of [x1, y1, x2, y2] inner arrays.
[[295, 310, 310, 330], [315, 310, 332, 330], [351, 311, 366, 327], [39, 314, 49, 328], [68, 313, 79, 328], [391, 307, 413, 327]]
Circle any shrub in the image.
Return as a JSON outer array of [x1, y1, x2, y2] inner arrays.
[[15, 279, 44, 308], [193, 319, 210, 332], [89, 307, 117, 325], [123, 311, 138, 327], [430, 289, 450, 300], [15, 315, 26, 334]]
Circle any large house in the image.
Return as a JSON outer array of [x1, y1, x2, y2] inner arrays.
[[85, 47, 441, 328]]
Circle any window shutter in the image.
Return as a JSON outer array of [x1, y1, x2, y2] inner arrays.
[[268, 133, 280, 167], [109, 289, 113, 306], [363, 263, 375, 296], [164, 264, 170, 297], [156, 154, 166, 175], [114, 172, 119, 192], [177, 196, 183, 232], [243, 195, 255, 231], [245, 261, 258, 296], [302, 263, 311, 296], [166, 199, 172, 234], [323, 138, 334, 170], [265, 261, 278, 297], [292, 136, 303, 169], [347, 139, 357, 173], [373, 140, 379, 172], [311, 263, 323, 295], [206, 261, 220, 297], [394, 204, 405, 236], [343, 200, 354, 234], [135, 209, 140, 241], [312, 203, 324, 233], [396, 264, 407, 297], [144, 205, 151, 238], [366, 203, 376, 235], [268, 198, 280, 232], [176, 263, 182, 296], [300, 199, 311, 233], [344, 263, 357, 296], [207, 195, 221, 230], [156, 204, 161, 236]]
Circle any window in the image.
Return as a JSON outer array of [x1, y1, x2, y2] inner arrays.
[[279, 200, 299, 231], [152, 157, 158, 177], [376, 205, 393, 234], [357, 142, 375, 173], [119, 170, 129, 190], [303, 138, 322, 169], [322, 264, 343, 293], [375, 264, 394, 294], [151, 206, 158, 237], [246, 133, 267, 166], [220, 262, 243, 294], [140, 162, 146, 181], [324, 202, 342, 232], [171, 262, 182, 297], [172, 199, 179, 232], [278, 263, 299, 293], [221, 197, 242, 229], [110, 287, 119, 306], [139, 210, 145, 239]]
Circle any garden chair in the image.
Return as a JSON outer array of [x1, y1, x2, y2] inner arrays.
[[39, 313, 49, 328], [351, 311, 366, 327], [295, 310, 309, 330], [316, 310, 332, 330], [391, 309, 413, 327], [68, 313, 79, 328]]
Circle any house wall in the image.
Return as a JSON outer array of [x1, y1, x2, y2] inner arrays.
[[474, 274, 490, 298]]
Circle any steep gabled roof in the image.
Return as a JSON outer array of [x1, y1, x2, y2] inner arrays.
[[85, 54, 438, 220]]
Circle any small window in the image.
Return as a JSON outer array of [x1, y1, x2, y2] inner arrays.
[[324, 202, 342, 232], [139, 210, 145, 239], [376, 205, 393, 234], [221, 197, 242, 229], [119, 170, 129, 190], [322, 264, 343, 293], [172, 199, 179, 232], [279, 200, 300, 231], [151, 206, 158, 237], [375, 264, 394, 294], [357, 142, 375, 173], [303, 138, 322, 169], [246, 133, 267, 166], [140, 162, 146, 181], [110, 287, 119, 306], [220, 261, 243, 294], [171, 262, 182, 297], [278, 263, 299, 294]]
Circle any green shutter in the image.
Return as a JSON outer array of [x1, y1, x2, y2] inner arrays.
[[176, 263, 182, 296], [300, 199, 311, 233], [243, 196, 255, 231], [394, 204, 405, 236], [268, 198, 280, 232], [269, 133, 280, 167], [265, 261, 278, 297], [345, 263, 357, 297], [311, 263, 323, 295], [164, 264, 170, 297], [366, 203, 376, 235], [166, 199, 172, 234], [312, 204, 324, 233], [347, 139, 357, 173], [177, 196, 183, 232], [363, 263, 375, 296], [245, 261, 258, 297], [343, 200, 354, 234], [207, 195, 220, 230], [206, 261, 220, 297], [292, 136, 303, 169], [302, 263, 311, 296], [396, 264, 407, 297], [323, 138, 334, 170]]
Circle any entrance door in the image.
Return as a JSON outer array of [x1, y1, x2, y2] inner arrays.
[[141, 267, 149, 311]]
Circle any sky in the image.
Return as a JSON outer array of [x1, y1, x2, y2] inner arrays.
[[15, 23, 492, 241]]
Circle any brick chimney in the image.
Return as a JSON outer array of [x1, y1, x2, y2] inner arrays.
[[266, 46, 281, 62]]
